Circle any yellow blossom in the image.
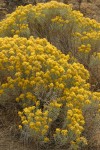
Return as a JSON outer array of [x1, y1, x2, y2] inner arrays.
[[18, 125, 22, 130], [44, 137, 49, 142]]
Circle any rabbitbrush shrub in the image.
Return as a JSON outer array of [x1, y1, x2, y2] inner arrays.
[[0, 2, 100, 149], [0, 35, 98, 149], [0, 1, 100, 89]]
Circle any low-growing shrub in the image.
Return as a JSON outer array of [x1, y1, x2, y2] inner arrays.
[[0, 36, 97, 149], [0, 1, 100, 89], [0, 2, 100, 149]]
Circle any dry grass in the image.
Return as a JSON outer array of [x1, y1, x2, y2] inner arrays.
[[83, 104, 100, 150]]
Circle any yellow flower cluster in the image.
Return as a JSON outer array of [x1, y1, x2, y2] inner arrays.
[[0, 1, 100, 148], [67, 108, 85, 133], [0, 36, 91, 147], [73, 30, 100, 75], [80, 31, 100, 52], [65, 108, 88, 148], [53, 128, 68, 145], [18, 107, 51, 141], [0, 1, 100, 73], [51, 16, 69, 27], [78, 44, 91, 53], [0, 1, 72, 37], [92, 92, 100, 100], [55, 128, 68, 136]]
